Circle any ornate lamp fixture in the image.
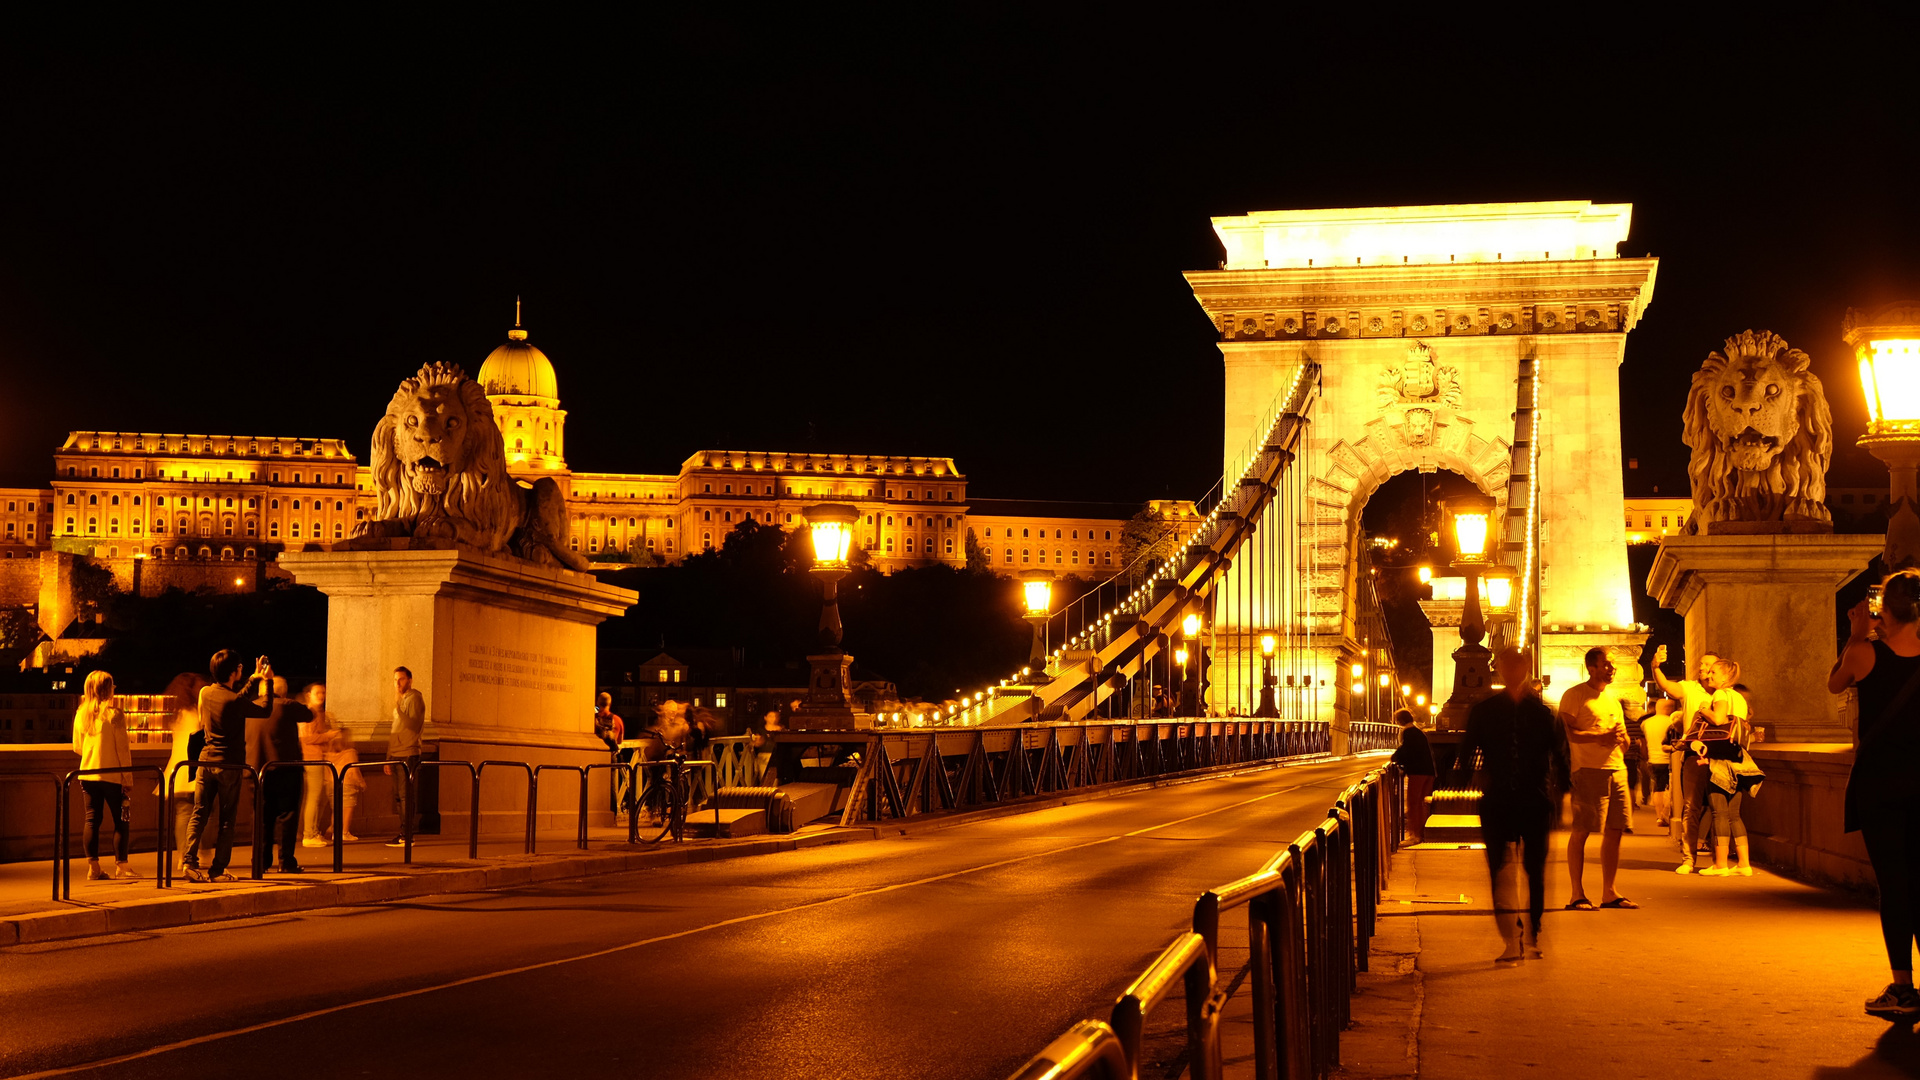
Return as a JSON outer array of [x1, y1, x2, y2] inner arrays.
[[793, 503, 861, 730], [1020, 569, 1055, 668], [1179, 612, 1203, 715], [1254, 632, 1280, 718], [1437, 492, 1499, 730], [1846, 304, 1920, 569]]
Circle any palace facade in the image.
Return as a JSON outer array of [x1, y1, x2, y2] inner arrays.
[[0, 318, 1192, 594]]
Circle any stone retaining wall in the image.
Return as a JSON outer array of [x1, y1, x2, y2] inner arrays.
[[1741, 744, 1870, 890]]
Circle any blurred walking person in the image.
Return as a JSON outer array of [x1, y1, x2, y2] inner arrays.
[[71, 670, 137, 880], [1390, 708, 1435, 843], [299, 684, 335, 846], [157, 673, 208, 873], [1831, 569, 1920, 1021], [248, 677, 307, 874], [1455, 646, 1569, 962]]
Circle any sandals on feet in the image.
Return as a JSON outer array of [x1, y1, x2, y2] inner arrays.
[[1564, 898, 1597, 911], [1600, 897, 1639, 909]]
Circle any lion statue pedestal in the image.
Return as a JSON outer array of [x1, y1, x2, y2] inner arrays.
[[1648, 534, 1876, 743], [278, 361, 637, 832], [279, 545, 637, 831]]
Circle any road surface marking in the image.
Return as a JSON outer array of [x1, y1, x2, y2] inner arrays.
[[7, 767, 1348, 1079]]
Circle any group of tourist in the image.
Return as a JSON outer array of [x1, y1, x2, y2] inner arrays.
[[71, 654, 429, 883], [1408, 566, 1920, 1022], [1414, 640, 1767, 965], [592, 692, 731, 824]]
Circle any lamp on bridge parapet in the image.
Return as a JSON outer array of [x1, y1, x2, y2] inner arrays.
[[1020, 569, 1055, 669], [1437, 493, 1499, 731], [794, 503, 862, 730], [1179, 612, 1202, 716], [1846, 305, 1920, 570], [1254, 632, 1279, 718]]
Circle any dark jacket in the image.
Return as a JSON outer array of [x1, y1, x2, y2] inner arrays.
[[197, 679, 273, 765], [247, 697, 309, 772], [1391, 725, 1436, 776], [1456, 690, 1569, 820]]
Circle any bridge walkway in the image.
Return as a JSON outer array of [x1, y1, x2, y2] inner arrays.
[[1330, 828, 1894, 1079]]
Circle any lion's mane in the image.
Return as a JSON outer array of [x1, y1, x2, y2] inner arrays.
[[1682, 330, 1832, 531], [369, 362, 521, 553]]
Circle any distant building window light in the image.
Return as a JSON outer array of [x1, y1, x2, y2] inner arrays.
[[658, 669, 669, 683], [672, 670, 682, 683]]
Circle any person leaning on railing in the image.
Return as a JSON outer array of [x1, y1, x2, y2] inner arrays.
[[1390, 708, 1435, 843], [71, 669, 137, 881], [1830, 568, 1920, 1022]]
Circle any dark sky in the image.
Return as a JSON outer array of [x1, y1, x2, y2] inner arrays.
[[1, 13, 1916, 498]]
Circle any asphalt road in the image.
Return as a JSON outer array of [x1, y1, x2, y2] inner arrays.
[[0, 756, 1376, 1080]]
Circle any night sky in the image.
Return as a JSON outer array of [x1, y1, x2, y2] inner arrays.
[[1, 15, 1916, 501]]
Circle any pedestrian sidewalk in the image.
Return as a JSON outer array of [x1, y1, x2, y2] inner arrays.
[[0, 822, 875, 947], [1336, 830, 1912, 1079]]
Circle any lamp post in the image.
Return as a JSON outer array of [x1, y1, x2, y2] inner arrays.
[[1255, 632, 1279, 717], [1180, 612, 1202, 716], [1020, 569, 1054, 669], [1846, 304, 1920, 570], [1437, 493, 1498, 731], [793, 503, 861, 730]]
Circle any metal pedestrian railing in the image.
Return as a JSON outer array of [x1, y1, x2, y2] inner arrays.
[[58, 765, 165, 900], [1007, 763, 1404, 1080]]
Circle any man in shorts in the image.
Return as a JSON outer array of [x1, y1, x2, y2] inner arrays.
[[1560, 646, 1636, 910]]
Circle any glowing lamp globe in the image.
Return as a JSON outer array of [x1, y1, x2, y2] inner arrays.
[[1019, 570, 1054, 617], [1378, 672, 1390, 688], [1182, 613, 1201, 638], [1443, 494, 1497, 564], [1350, 662, 1363, 678], [1417, 565, 1432, 585], [1174, 647, 1189, 667], [802, 503, 859, 569], [1260, 633, 1276, 656], [1480, 564, 1517, 615]]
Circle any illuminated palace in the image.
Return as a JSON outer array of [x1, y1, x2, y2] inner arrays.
[[0, 318, 1200, 589]]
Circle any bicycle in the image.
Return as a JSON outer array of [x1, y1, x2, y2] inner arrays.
[[635, 754, 694, 843]]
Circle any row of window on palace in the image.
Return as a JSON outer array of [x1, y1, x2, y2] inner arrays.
[[693, 481, 957, 501], [50, 494, 349, 512], [52, 517, 347, 539], [69, 435, 339, 456], [60, 464, 350, 484]]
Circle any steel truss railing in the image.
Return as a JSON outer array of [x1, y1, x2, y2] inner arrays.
[[1007, 763, 1405, 1080], [992, 364, 1323, 727], [762, 720, 1340, 828]]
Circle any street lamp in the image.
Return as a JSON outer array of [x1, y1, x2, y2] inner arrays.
[[794, 503, 861, 730], [1255, 632, 1279, 718], [1846, 304, 1920, 570], [1179, 611, 1202, 716], [1438, 492, 1499, 731], [1020, 569, 1054, 668]]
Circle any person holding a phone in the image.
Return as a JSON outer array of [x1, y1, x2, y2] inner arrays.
[[1650, 643, 1721, 872], [1831, 569, 1920, 1020], [184, 651, 274, 883]]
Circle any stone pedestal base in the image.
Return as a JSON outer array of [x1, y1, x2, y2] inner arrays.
[[1537, 626, 1652, 709], [278, 547, 637, 819], [1649, 533, 1880, 742], [791, 651, 866, 731]]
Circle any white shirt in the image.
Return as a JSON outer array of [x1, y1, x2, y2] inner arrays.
[[1558, 681, 1626, 772]]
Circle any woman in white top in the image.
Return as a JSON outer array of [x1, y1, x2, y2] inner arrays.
[[71, 670, 137, 880]]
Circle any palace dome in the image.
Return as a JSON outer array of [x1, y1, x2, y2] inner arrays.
[[478, 328, 559, 402]]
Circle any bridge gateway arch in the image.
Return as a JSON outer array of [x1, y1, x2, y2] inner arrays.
[[1186, 201, 1659, 734]]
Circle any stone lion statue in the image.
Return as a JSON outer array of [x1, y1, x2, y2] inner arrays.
[[1683, 330, 1832, 531], [351, 362, 588, 570]]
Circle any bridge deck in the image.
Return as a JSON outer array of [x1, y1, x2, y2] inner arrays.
[[0, 757, 1376, 1080]]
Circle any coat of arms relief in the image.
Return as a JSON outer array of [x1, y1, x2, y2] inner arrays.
[[1376, 341, 1462, 446]]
